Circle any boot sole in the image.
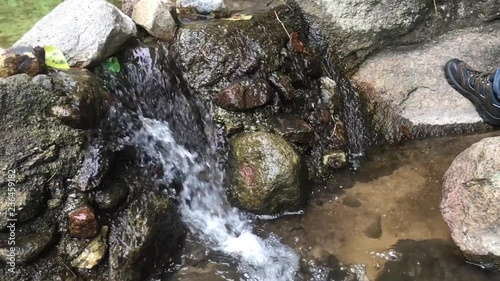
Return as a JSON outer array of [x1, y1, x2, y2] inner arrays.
[[444, 61, 500, 126]]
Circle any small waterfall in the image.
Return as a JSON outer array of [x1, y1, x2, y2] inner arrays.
[[103, 40, 299, 280], [323, 50, 372, 168]]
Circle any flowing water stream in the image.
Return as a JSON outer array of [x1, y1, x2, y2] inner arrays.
[[103, 40, 304, 281], [4, 2, 500, 280]]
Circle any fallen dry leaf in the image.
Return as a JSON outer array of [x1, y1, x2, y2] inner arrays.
[[223, 13, 253, 21]]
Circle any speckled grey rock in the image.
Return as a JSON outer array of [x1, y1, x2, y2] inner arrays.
[[14, 0, 136, 67], [353, 25, 499, 142], [177, 0, 226, 14], [295, 0, 500, 71], [441, 137, 500, 268]]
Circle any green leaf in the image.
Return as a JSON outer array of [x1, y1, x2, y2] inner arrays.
[[103, 57, 121, 73], [44, 45, 70, 70]]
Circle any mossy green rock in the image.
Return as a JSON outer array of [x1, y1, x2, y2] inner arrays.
[[227, 132, 307, 214]]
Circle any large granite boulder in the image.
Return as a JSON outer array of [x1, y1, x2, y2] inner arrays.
[[226, 132, 307, 214], [293, 0, 500, 143], [295, 0, 500, 71], [14, 0, 136, 67], [353, 24, 499, 143], [441, 137, 500, 268]]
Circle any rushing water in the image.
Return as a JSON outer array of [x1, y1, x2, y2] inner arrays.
[[104, 40, 301, 281]]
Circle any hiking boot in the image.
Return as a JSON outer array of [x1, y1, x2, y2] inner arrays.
[[444, 58, 500, 126]]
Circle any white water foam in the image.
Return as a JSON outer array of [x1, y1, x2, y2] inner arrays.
[[132, 117, 299, 281]]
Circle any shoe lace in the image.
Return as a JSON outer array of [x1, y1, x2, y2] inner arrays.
[[472, 72, 492, 87]]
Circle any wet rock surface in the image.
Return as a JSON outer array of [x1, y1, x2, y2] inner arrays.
[[109, 191, 184, 281], [174, 5, 348, 181], [226, 132, 306, 214], [441, 137, 500, 268], [0, 46, 46, 77], [14, 0, 136, 67], [0, 225, 57, 265], [271, 115, 315, 144], [50, 69, 112, 130], [213, 78, 274, 111]]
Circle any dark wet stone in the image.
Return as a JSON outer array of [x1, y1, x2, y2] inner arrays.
[[69, 206, 99, 239], [376, 240, 500, 281], [103, 39, 210, 152], [109, 192, 185, 281], [93, 183, 128, 210], [75, 139, 114, 192], [0, 46, 46, 78], [0, 225, 57, 265], [364, 215, 382, 239], [50, 69, 112, 129], [268, 72, 295, 102], [304, 57, 323, 79], [272, 115, 315, 144], [213, 78, 274, 111], [173, 7, 292, 99], [342, 196, 362, 208]]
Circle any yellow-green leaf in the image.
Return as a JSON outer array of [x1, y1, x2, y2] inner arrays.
[[44, 45, 70, 70], [223, 14, 253, 21]]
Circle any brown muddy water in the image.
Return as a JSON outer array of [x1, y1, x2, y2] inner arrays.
[[258, 132, 500, 281]]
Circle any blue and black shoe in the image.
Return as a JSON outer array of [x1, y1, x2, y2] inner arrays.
[[444, 58, 500, 126]]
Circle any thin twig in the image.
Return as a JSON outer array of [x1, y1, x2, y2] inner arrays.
[[280, 0, 293, 10], [433, 0, 438, 14], [61, 261, 77, 278], [275, 11, 291, 38]]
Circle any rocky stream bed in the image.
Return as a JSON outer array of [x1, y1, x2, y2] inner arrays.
[[0, 0, 500, 280]]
